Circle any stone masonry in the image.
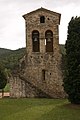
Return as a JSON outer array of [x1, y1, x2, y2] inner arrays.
[[9, 8, 65, 98]]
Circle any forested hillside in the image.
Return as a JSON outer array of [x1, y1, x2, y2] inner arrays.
[[0, 48, 26, 70], [0, 48, 11, 56]]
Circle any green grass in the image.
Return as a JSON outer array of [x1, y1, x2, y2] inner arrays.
[[0, 98, 80, 120]]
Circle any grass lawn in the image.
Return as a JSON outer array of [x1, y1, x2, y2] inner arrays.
[[0, 98, 80, 120]]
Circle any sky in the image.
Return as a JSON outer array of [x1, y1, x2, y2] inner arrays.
[[0, 0, 80, 50]]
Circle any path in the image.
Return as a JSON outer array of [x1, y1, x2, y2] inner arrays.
[[0, 92, 10, 98]]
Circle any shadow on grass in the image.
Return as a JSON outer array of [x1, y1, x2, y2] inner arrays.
[[37, 102, 80, 120], [63, 103, 80, 109]]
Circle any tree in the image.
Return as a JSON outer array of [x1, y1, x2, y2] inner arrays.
[[0, 65, 7, 97], [63, 16, 80, 104]]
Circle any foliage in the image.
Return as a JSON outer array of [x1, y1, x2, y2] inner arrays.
[[60, 44, 66, 55], [0, 67, 7, 89], [0, 48, 11, 56], [0, 47, 26, 71], [0, 99, 80, 120], [4, 84, 10, 92], [63, 16, 80, 104]]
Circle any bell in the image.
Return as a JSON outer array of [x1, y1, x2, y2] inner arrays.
[[47, 38, 51, 42], [34, 38, 37, 41]]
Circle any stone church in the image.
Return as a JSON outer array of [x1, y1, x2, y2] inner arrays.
[[9, 8, 65, 98]]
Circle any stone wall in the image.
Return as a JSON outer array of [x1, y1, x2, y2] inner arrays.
[[9, 75, 26, 98]]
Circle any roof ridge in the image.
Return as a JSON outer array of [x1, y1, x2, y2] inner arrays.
[[23, 7, 61, 18]]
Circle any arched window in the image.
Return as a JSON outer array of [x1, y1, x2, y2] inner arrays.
[[45, 30, 53, 52], [32, 30, 40, 52]]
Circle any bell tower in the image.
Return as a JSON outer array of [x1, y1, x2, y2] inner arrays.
[[22, 8, 65, 98]]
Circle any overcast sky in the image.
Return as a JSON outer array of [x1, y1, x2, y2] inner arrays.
[[0, 0, 80, 50]]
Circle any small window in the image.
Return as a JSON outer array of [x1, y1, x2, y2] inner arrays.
[[40, 16, 45, 23]]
